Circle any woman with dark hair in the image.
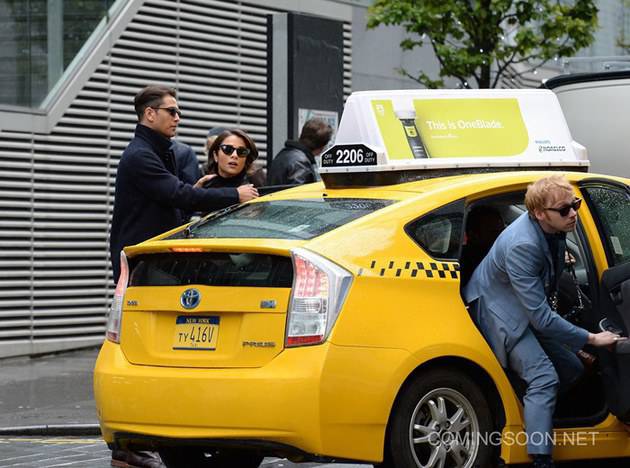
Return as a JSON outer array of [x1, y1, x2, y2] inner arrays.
[[202, 128, 263, 189]]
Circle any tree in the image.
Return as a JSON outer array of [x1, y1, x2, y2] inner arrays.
[[367, 0, 599, 88]]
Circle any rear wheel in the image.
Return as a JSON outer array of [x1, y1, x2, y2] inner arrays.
[[159, 448, 263, 468], [387, 368, 496, 468]]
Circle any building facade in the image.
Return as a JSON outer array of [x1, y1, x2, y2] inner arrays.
[[0, 0, 627, 358]]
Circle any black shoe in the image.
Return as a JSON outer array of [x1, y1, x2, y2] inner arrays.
[[111, 449, 166, 468], [111, 449, 128, 468], [531, 454, 555, 468]]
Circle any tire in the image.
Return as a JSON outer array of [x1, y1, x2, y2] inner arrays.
[[387, 368, 496, 468], [159, 447, 263, 468]]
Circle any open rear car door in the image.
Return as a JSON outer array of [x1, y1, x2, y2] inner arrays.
[[599, 262, 630, 422], [580, 179, 630, 423]]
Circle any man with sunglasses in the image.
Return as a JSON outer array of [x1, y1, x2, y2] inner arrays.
[[110, 86, 249, 468], [463, 175, 623, 468], [110, 88, 260, 467], [110, 85, 259, 286]]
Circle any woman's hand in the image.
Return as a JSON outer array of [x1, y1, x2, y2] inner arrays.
[[194, 174, 216, 188], [237, 184, 259, 202]]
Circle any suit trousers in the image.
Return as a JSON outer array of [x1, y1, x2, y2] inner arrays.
[[508, 327, 584, 455]]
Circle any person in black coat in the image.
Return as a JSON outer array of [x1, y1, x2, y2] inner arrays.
[[203, 128, 260, 190], [204, 126, 227, 162], [172, 139, 200, 186], [171, 140, 201, 223], [109, 85, 258, 282], [268, 117, 333, 186]]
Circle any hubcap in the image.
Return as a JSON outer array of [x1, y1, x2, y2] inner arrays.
[[408, 387, 480, 468]]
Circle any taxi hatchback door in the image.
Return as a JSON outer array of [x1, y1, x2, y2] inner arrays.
[[581, 179, 630, 423]]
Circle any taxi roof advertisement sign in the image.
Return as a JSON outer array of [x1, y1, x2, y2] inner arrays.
[[321, 89, 588, 173]]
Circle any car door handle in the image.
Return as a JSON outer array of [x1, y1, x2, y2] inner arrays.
[[609, 286, 623, 305]]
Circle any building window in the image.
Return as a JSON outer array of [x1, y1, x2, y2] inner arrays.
[[0, 0, 114, 108]]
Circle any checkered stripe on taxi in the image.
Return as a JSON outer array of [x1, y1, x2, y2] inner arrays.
[[359, 260, 460, 280]]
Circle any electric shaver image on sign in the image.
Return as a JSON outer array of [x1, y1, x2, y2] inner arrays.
[[394, 108, 429, 158]]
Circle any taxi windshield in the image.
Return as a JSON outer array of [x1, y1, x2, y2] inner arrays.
[[170, 198, 394, 240]]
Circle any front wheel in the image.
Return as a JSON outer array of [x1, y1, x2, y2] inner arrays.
[[159, 448, 263, 468], [387, 368, 497, 468]]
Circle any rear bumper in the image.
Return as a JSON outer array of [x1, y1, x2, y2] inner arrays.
[[108, 433, 319, 462], [94, 340, 411, 462]]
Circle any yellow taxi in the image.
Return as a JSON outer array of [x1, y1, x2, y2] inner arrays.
[[94, 90, 630, 468]]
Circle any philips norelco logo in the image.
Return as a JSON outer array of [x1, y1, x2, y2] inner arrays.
[[180, 288, 201, 309], [536, 140, 566, 153]]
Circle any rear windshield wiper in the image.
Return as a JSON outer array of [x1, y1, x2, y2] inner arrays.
[[184, 203, 245, 238]]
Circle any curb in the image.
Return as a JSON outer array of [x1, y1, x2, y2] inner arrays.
[[0, 424, 101, 436]]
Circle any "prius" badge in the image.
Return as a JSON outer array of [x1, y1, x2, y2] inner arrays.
[[242, 341, 276, 348]]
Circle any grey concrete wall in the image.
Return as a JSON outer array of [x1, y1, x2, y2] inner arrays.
[[350, 6, 438, 91]]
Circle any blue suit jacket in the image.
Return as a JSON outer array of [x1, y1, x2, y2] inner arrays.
[[463, 212, 589, 367]]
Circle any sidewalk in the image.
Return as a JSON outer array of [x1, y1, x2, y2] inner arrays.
[[0, 347, 101, 435], [0, 348, 370, 467]]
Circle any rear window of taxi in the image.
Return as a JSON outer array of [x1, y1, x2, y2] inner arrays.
[[170, 198, 394, 240]]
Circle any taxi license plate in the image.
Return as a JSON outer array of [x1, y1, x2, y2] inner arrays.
[[173, 316, 219, 350]]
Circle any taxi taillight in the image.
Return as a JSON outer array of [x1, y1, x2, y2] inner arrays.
[[106, 251, 129, 343], [285, 248, 352, 347]]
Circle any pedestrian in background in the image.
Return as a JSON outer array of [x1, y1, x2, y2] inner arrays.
[[171, 139, 200, 186], [268, 117, 333, 186], [171, 140, 201, 223], [203, 126, 227, 172]]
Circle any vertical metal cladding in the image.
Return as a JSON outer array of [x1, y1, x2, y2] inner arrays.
[[0, 0, 353, 358]]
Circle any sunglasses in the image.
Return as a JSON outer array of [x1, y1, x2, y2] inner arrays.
[[151, 106, 182, 118], [545, 198, 582, 217], [219, 144, 251, 157]]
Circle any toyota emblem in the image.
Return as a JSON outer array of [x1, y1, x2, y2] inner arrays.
[[180, 288, 201, 309]]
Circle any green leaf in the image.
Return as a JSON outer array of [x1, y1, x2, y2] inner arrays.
[[366, 0, 598, 88]]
